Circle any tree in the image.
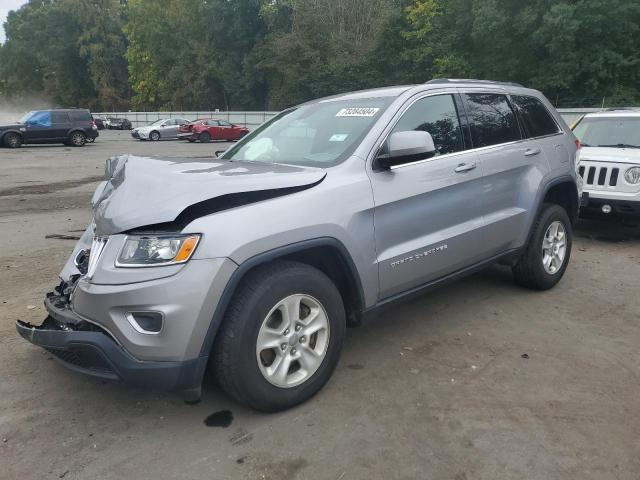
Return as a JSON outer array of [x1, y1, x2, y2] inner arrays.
[[0, 0, 129, 110]]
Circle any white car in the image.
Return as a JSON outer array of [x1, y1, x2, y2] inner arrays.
[[131, 118, 189, 141], [573, 109, 640, 216]]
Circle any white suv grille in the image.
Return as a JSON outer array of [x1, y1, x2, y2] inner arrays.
[[578, 164, 620, 188]]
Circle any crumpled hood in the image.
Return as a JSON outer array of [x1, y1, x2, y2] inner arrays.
[[92, 155, 326, 235], [579, 147, 640, 164]]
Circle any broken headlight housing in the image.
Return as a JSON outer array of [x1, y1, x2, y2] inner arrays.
[[116, 234, 200, 267]]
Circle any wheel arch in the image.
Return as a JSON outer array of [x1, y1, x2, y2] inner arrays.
[[1, 129, 24, 143], [541, 177, 579, 224], [198, 237, 365, 358], [520, 176, 578, 252]]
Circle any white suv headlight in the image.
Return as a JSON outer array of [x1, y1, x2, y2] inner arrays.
[[116, 234, 200, 267], [624, 166, 640, 185]]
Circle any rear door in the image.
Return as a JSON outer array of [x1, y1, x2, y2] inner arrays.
[[51, 111, 72, 140], [369, 92, 487, 299], [460, 91, 543, 254]]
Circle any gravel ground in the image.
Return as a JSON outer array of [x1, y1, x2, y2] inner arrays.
[[1, 131, 639, 480]]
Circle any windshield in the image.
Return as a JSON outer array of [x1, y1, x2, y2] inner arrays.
[[222, 97, 395, 166], [151, 119, 165, 126], [573, 117, 640, 148], [19, 111, 37, 123]]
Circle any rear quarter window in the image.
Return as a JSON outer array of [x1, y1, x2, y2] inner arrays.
[[511, 95, 560, 138], [68, 110, 91, 122]]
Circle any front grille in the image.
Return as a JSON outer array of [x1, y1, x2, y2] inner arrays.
[[578, 165, 619, 187], [86, 237, 108, 279]]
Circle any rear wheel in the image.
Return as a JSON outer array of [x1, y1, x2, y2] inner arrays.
[[213, 261, 345, 412], [3, 132, 22, 148], [69, 131, 86, 147], [149, 131, 160, 141], [512, 203, 572, 290], [199, 131, 211, 143]]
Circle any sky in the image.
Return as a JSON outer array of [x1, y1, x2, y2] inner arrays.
[[0, 0, 27, 43]]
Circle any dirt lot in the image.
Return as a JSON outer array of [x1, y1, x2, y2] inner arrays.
[[1, 131, 639, 480]]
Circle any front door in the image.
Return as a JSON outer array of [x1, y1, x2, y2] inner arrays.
[[23, 111, 54, 143], [368, 93, 487, 299]]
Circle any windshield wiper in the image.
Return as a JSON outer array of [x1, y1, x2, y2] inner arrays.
[[598, 143, 640, 149]]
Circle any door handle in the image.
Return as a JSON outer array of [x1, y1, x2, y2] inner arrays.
[[524, 148, 541, 157], [454, 162, 477, 173]]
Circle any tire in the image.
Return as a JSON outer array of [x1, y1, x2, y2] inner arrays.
[[199, 131, 211, 143], [3, 132, 22, 148], [69, 131, 86, 147], [149, 131, 160, 141], [512, 203, 572, 290], [213, 261, 346, 412]]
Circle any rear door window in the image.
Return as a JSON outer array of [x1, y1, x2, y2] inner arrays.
[[511, 95, 560, 138], [52, 112, 69, 124], [463, 93, 521, 148], [392, 94, 464, 156], [68, 110, 91, 122]]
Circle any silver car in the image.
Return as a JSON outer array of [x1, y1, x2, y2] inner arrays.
[[131, 118, 189, 141], [17, 79, 580, 411]]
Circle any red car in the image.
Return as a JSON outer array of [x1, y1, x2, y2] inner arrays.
[[178, 119, 249, 142]]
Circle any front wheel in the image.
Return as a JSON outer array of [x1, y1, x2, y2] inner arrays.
[[213, 261, 345, 412], [512, 203, 572, 290], [149, 131, 160, 141], [3, 132, 22, 148], [199, 131, 211, 143]]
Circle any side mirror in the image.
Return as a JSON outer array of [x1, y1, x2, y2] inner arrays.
[[375, 130, 436, 169]]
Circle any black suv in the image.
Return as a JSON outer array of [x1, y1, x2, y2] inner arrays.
[[0, 109, 99, 148]]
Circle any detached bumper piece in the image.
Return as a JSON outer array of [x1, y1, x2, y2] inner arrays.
[[16, 285, 206, 399]]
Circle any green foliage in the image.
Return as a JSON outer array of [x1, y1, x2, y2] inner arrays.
[[1, 0, 639, 110], [0, 0, 128, 109]]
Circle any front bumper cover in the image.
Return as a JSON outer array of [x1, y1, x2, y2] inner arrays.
[[580, 196, 640, 216], [16, 285, 206, 398]]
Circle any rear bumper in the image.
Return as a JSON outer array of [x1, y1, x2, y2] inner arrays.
[[16, 288, 207, 398]]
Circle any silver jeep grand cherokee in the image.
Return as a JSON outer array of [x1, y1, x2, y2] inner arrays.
[[17, 79, 581, 411]]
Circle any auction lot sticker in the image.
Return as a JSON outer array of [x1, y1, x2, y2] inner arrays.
[[336, 107, 380, 117]]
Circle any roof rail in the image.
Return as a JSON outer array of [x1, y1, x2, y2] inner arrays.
[[425, 78, 524, 88]]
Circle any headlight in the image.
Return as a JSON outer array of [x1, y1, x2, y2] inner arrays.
[[624, 166, 640, 185], [116, 234, 200, 267]]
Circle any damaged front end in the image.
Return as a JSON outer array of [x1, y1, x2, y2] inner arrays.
[[16, 273, 206, 395], [16, 276, 122, 379]]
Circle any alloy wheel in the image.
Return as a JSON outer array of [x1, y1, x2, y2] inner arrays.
[[541, 220, 566, 274], [256, 294, 330, 388]]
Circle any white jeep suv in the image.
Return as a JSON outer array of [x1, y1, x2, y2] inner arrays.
[[573, 109, 640, 215]]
